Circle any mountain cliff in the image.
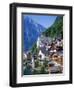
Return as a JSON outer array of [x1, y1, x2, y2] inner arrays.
[[23, 17, 46, 52]]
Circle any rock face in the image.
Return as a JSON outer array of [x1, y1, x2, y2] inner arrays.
[[23, 17, 46, 52]]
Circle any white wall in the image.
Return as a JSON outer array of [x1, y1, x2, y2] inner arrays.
[[0, 0, 74, 89]]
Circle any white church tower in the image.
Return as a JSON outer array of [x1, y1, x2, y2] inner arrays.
[[37, 37, 40, 48]]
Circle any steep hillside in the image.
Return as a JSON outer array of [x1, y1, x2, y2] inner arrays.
[[43, 16, 63, 39]]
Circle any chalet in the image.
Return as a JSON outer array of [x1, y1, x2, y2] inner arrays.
[[38, 50, 45, 60], [48, 60, 63, 73]]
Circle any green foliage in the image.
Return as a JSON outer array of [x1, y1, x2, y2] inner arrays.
[[40, 65, 49, 74], [40, 66, 45, 73], [31, 43, 39, 55], [33, 65, 47, 74], [43, 16, 63, 39], [35, 60, 40, 68], [33, 69, 40, 74], [44, 60, 48, 68]]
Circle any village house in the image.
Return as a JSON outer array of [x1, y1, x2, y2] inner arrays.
[[23, 53, 27, 60]]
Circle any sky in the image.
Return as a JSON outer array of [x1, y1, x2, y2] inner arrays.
[[23, 14, 57, 28]]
